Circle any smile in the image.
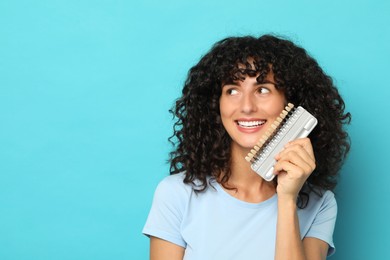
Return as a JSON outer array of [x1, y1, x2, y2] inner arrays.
[[236, 120, 266, 128]]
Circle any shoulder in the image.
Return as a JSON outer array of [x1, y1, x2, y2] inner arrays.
[[298, 188, 338, 232], [306, 189, 337, 212], [143, 173, 192, 247], [152, 173, 193, 207], [155, 173, 192, 194], [298, 189, 337, 235], [299, 189, 338, 255]]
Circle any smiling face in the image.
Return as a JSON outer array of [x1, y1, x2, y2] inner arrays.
[[219, 71, 286, 154]]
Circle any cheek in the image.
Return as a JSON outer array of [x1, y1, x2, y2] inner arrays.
[[271, 103, 285, 116], [266, 96, 286, 115], [219, 99, 233, 129], [219, 98, 231, 117]]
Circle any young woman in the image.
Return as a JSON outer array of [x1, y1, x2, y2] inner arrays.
[[143, 35, 351, 260]]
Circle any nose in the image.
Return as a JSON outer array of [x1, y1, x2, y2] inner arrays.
[[240, 93, 257, 114]]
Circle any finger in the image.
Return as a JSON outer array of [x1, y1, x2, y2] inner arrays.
[[273, 160, 308, 179], [277, 144, 310, 159], [285, 138, 315, 160], [275, 145, 316, 170], [274, 152, 314, 177]]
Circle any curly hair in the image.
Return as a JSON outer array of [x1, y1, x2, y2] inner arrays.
[[168, 35, 351, 207]]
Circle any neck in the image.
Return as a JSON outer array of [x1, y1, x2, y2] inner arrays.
[[220, 143, 276, 203]]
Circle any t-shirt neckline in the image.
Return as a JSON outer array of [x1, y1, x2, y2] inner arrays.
[[211, 179, 278, 209]]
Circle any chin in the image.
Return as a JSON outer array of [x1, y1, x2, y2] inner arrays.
[[234, 141, 257, 151]]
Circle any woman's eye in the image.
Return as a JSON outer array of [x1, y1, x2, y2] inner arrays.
[[258, 87, 270, 94], [227, 89, 239, 95]]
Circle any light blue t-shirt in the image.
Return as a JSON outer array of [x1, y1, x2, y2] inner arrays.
[[143, 173, 337, 259]]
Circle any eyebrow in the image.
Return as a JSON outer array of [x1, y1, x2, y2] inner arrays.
[[257, 80, 277, 85]]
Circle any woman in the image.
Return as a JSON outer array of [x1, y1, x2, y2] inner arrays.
[[143, 35, 351, 260]]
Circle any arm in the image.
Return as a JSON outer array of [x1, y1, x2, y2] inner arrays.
[[303, 237, 329, 260], [274, 138, 328, 260], [143, 175, 188, 260], [150, 236, 185, 260], [275, 196, 305, 260], [275, 197, 328, 260]]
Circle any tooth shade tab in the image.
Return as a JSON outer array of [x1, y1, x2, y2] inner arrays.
[[286, 103, 294, 111], [281, 110, 288, 118]]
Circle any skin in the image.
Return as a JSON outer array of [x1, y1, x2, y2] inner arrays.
[[149, 73, 330, 260], [219, 72, 286, 153]]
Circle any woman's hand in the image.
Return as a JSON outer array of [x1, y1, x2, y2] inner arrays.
[[273, 138, 316, 200]]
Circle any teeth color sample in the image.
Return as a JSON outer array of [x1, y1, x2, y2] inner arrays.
[[245, 103, 295, 163]]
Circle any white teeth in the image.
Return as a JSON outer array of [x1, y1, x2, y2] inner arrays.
[[237, 120, 265, 127]]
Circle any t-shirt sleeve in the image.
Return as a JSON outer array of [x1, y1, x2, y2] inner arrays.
[[306, 190, 338, 256], [142, 175, 188, 248]]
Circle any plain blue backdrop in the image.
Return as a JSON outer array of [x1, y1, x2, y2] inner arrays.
[[1, 0, 389, 259]]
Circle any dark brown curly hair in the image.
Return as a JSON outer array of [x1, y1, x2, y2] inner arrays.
[[168, 35, 351, 207]]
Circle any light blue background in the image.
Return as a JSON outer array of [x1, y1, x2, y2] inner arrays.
[[1, 0, 389, 259]]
